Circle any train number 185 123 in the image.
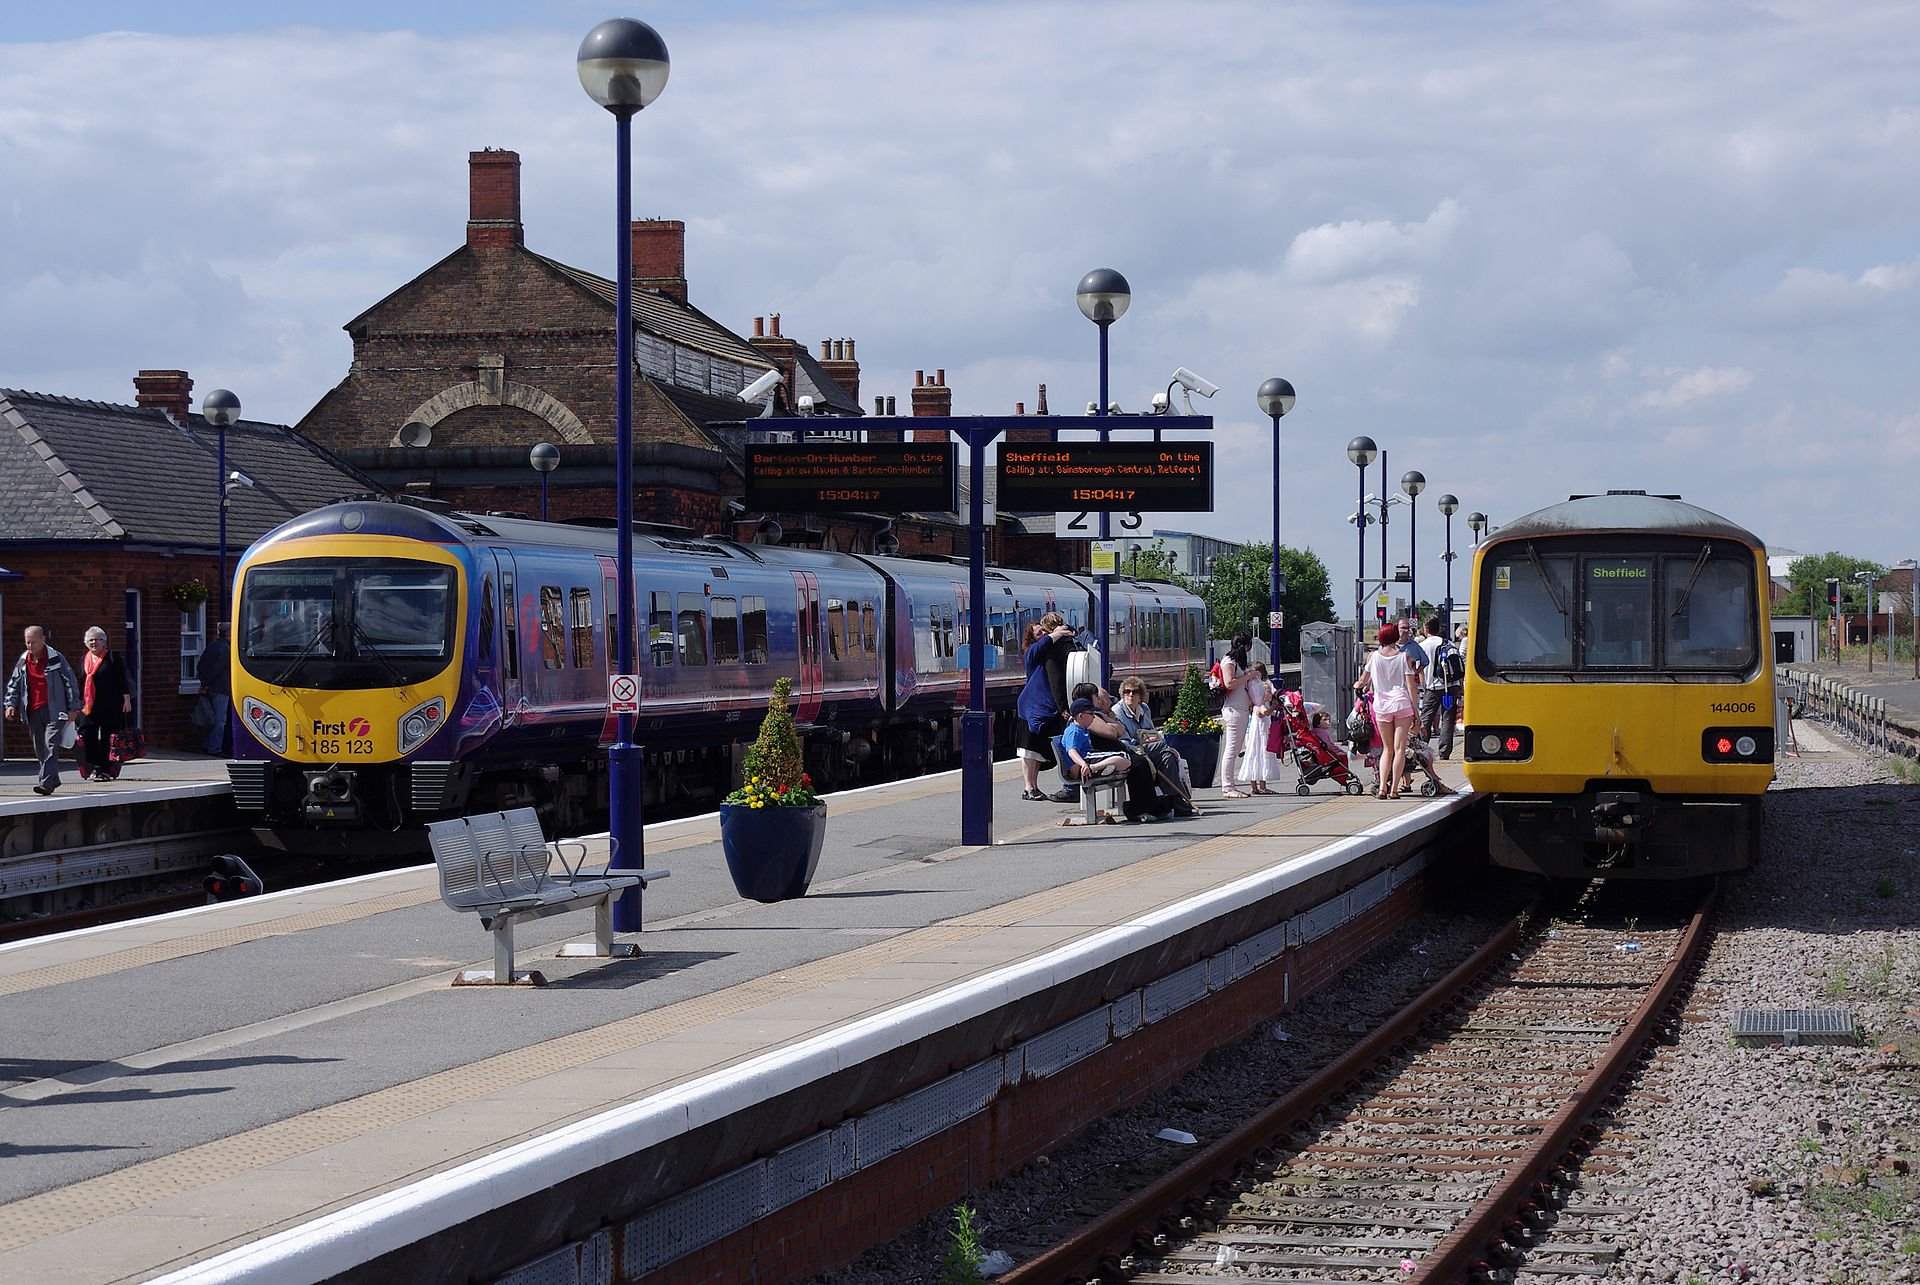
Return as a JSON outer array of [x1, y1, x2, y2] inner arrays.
[[1709, 702, 1757, 714]]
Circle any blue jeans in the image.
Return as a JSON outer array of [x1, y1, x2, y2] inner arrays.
[[202, 693, 230, 755]]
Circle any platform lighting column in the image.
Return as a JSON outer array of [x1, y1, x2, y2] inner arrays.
[[1436, 494, 1459, 633], [530, 442, 560, 521], [1258, 378, 1296, 660], [1857, 571, 1875, 674], [1346, 437, 1377, 642], [1077, 268, 1130, 691], [202, 389, 241, 625], [1401, 470, 1425, 625], [1467, 511, 1487, 548], [579, 17, 669, 933]]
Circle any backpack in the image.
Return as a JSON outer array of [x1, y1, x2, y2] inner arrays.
[[1436, 641, 1465, 686]]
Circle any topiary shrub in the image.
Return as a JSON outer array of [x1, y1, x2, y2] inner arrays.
[[1163, 662, 1222, 736], [725, 676, 818, 808]]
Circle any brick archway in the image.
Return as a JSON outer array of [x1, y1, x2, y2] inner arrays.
[[391, 380, 592, 446]]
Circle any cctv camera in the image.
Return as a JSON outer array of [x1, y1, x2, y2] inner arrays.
[[1150, 392, 1170, 414], [1173, 367, 1219, 398], [227, 470, 255, 489], [738, 369, 782, 404], [797, 394, 815, 415]]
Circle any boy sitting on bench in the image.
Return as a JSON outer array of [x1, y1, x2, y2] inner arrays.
[[1063, 698, 1165, 824]]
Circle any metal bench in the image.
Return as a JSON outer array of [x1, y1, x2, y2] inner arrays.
[[1053, 736, 1129, 825], [426, 806, 670, 986]]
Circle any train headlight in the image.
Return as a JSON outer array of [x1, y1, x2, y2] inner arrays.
[[1480, 734, 1502, 756], [1735, 735, 1758, 757], [1703, 727, 1772, 764], [242, 697, 288, 753], [1465, 726, 1533, 763], [397, 697, 446, 754]]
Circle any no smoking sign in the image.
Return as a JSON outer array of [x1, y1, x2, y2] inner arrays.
[[609, 673, 640, 713]]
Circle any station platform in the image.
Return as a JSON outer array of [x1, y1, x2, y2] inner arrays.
[[0, 748, 231, 812], [0, 754, 1476, 1285]]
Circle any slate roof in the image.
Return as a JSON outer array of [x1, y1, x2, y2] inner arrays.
[[789, 346, 863, 416], [529, 252, 773, 372], [0, 390, 381, 548]]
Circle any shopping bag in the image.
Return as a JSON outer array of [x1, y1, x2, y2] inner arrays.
[[58, 719, 79, 750], [189, 693, 216, 733], [111, 727, 148, 763]]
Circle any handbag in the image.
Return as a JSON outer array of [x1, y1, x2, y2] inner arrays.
[[190, 692, 216, 733], [58, 718, 79, 750], [111, 727, 148, 763]]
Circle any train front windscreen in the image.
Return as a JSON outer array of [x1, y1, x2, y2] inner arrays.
[[239, 557, 457, 689]]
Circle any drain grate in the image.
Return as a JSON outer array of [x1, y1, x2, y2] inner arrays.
[[1730, 1008, 1856, 1046]]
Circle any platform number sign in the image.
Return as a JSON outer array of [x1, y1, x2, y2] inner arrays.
[[1056, 510, 1144, 539], [609, 673, 640, 713]]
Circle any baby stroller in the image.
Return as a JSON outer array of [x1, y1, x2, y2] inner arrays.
[[1349, 690, 1450, 798], [1278, 691, 1366, 796]]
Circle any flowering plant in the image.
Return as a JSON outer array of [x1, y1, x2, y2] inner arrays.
[[166, 579, 211, 608], [723, 676, 819, 809], [1162, 662, 1222, 736]]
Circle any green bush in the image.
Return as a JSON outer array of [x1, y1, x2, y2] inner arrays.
[[724, 676, 818, 808], [1164, 662, 1221, 736]]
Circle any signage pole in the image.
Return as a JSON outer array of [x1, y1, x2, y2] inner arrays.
[[1096, 322, 1113, 692], [961, 422, 994, 847]]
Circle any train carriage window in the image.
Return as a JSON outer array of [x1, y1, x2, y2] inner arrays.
[[711, 596, 741, 664], [943, 605, 957, 659], [477, 575, 495, 663], [1484, 555, 1574, 669], [539, 586, 565, 669], [676, 593, 708, 666], [862, 603, 877, 658], [649, 591, 674, 667], [569, 588, 596, 669], [1580, 557, 1654, 668], [826, 598, 845, 660], [1664, 552, 1755, 670], [742, 596, 769, 664]]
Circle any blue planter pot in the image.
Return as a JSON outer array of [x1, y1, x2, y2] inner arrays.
[[719, 803, 827, 902], [1163, 733, 1220, 789]]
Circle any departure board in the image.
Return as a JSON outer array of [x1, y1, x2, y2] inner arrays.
[[744, 443, 957, 513], [996, 442, 1213, 512]]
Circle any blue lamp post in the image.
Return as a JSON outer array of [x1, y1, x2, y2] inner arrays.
[[1076, 268, 1130, 691], [202, 388, 241, 624], [1401, 469, 1425, 624], [529, 441, 560, 521], [1436, 493, 1459, 632], [1346, 436, 1377, 639], [1257, 377, 1296, 658], [579, 17, 669, 933]]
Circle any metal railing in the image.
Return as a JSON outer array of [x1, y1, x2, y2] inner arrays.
[[1777, 666, 1907, 756]]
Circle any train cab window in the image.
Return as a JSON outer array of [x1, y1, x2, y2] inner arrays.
[[649, 591, 674, 667], [539, 586, 566, 669], [677, 592, 708, 666], [711, 596, 741, 664], [569, 588, 596, 669], [862, 603, 877, 658], [1664, 553, 1755, 670], [1580, 557, 1654, 668], [1484, 554, 1574, 669], [742, 596, 769, 664], [826, 598, 845, 660], [477, 574, 495, 663]]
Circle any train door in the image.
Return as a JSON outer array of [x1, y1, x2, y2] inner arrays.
[[598, 556, 620, 743], [123, 589, 142, 726], [491, 550, 525, 726], [792, 571, 823, 721]]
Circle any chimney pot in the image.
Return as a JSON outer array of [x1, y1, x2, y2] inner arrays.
[[753, 316, 764, 338], [466, 150, 524, 249], [1016, 402, 1025, 415], [1037, 383, 1049, 415], [847, 338, 856, 360], [874, 396, 885, 415], [915, 370, 925, 387], [886, 396, 896, 415], [820, 339, 832, 359], [770, 313, 781, 337], [936, 368, 945, 386]]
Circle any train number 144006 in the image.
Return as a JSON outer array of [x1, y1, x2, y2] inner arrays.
[[1709, 702, 1757, 714]]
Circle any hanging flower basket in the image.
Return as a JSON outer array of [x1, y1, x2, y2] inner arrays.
[[165, 579, 211, 609], [718, 677, 826, 901]]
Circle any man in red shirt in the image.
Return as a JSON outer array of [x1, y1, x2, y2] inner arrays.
[[5, 625, 81, 795]]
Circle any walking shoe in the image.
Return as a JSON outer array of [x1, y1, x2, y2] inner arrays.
[[32, 784, 54, 796], [1049, 787, 1079, 803]]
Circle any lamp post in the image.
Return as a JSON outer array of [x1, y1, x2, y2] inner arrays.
[[1347, 436, 1377, 640], [1400, 469, 1425, 624], [1856, 570, 1875, 674], [1258, 377, 1296, 660], [529, 442, 560, 521], [202, 388, 241, 625], [1467, 511, 1488, 547], [1436, 493, 1459, 632], [579, 16, 670, 934], [1077, 268, 1130, 691]]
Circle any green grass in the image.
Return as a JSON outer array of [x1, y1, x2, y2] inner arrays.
[[1884, 754, 1920, 784], [1823, 966, 1850, 998]]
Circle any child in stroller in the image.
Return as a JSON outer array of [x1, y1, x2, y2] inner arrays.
[[1275, 691, 1367, 796], [1350, 690, 1454, 798]]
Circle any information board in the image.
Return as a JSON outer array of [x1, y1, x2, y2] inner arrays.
[[745, 442, 957, 513], [999, 442, 1212, 513]]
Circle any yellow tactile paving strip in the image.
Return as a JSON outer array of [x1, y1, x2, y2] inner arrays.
[[0, 772, 1459, 1280]]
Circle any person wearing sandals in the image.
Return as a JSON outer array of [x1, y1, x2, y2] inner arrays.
[[1243, 662, 1279, 794], [1016, 614, 1075, 801], [1216, 631, 1256, 798], [1354, 622, 1420, 798], [74, 626, 133, 781]]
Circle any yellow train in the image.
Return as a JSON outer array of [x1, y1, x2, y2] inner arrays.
[[1462, 491, 1774, 878]]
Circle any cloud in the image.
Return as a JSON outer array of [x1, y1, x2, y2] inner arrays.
[[1633, 365, 1754, 411]]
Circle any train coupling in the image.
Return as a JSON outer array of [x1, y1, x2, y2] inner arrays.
[[301, 767, 362, 824], [1590, 790, 1645, 843]]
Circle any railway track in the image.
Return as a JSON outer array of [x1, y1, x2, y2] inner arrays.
[[1003, 882, 1715, 1285]]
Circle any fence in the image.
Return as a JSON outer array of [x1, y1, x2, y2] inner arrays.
[[1776, 666, 1916, 759]]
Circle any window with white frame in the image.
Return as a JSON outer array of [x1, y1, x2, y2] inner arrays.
[[179, 602, 207, 690]]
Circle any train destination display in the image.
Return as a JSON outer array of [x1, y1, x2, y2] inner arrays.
[[997, 442, 1213, 512], [745, 443, 957, 513]]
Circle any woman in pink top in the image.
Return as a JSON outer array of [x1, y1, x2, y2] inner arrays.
[[1354, 622, 1419, 798]]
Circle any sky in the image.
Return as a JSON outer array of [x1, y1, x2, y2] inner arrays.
[[5, 0, 1919, 617]]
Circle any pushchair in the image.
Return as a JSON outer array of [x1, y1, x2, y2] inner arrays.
[[1277, 691, 1366, 796], [1349, 690, 1451, 798]]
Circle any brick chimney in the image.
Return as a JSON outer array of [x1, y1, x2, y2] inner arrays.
[[134, 370, 193, 424], [631, 219, 687, 303], [746, 315, 801, 413], [466, 150, 523, 249], [910, 369, 952, 442], [818, 337, 860, 407]]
